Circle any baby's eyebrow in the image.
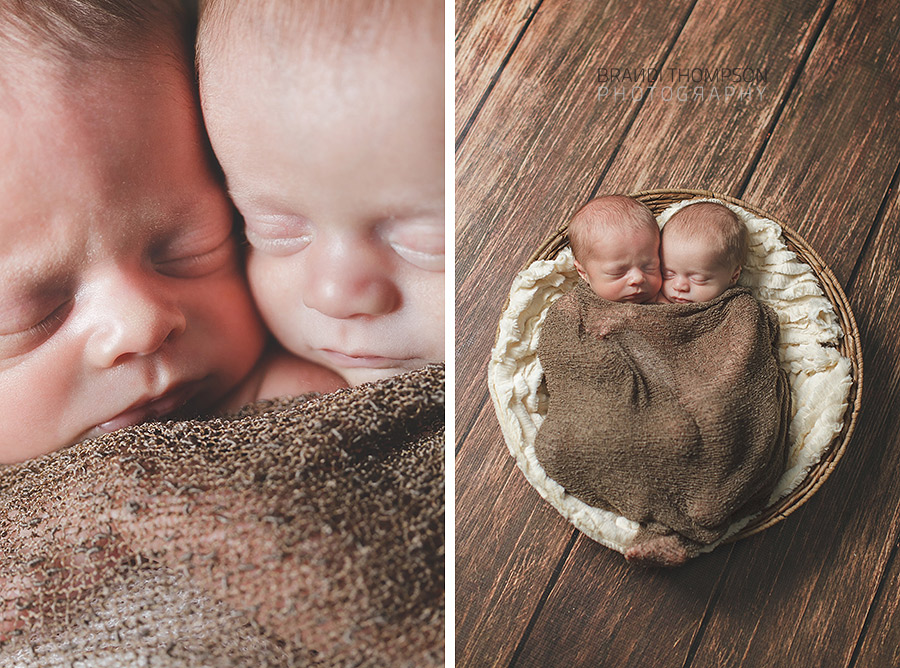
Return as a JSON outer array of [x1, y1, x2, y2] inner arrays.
[[225, 185, 287, 211], [0, 278, 63, 332], [389, 197, 444, 217], [0, 273, 62, 311], [0, 246, 77, 300], [0, 290, 38, 328], [0, 258, 49, 290], [384, 212, 444, 227]]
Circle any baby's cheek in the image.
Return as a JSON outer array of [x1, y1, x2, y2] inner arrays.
[[413, 271, 444, 360], [245, 251, 313, 357], [246, 251, 291, 316]]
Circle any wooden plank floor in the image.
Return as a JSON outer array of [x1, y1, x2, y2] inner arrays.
[[454, 0, 900, 666]]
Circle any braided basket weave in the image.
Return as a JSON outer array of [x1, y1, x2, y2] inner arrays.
[[500, 188, 862, 544]]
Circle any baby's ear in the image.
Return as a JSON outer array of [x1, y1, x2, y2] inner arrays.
[[573, 258, 590, 284], [731, 265, 742, 284]]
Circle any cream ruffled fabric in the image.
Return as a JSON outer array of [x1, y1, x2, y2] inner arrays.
[[488, 199, 853, 554]]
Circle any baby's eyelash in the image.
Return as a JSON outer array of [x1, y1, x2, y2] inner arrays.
[[383, 221, 444, 271], [31, 301, 70, 337], [244, 226, 313, 256], [389, 242, 441, 257], [155, 238, 235, 278], [0, 300, 72, 361], [389, 243, 444, 272]]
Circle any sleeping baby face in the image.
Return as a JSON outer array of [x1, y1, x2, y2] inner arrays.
[[0, 59, 265, 464], [660, 229, 741, 303], [573, 225, 662, 303], [199, 11, 445, 386]]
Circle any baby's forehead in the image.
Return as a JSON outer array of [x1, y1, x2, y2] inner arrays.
[[665, 202, 736, 230], [200, 1, 438, 71], [661, 227, 733, 266], [200, 13, 442, 135], [579, 220, 657, 256], [592, 216, 659, 242], [662, 222, 713, 245]]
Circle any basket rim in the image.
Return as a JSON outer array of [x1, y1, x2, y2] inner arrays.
[[505, 188, 863, 543]]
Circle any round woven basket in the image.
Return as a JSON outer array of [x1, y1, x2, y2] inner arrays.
[[515, 188, 863, 542]]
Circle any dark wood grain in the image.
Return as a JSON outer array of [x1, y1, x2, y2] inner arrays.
[[844, 189, 900, 668], [600, 0, 831, 194], [854, 547, 900, 668], [455, 403, 577, 667], [511, 536, 734, 668], [743, 0, 900, 284], [455, 0, 539, 138]]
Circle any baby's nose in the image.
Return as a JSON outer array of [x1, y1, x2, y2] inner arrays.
[[84, 269, 187, 368], [302, 242, 401, 319], [626, 268, 646, 285]]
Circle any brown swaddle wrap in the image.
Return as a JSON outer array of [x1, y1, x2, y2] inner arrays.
[[0, 364, 444, 667], [534, 282, 791, 563]]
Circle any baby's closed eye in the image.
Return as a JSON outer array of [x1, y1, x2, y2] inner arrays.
[[244, 216, 313, 256], [602, 264, 629, 277], [153, 237, 236, 278], [151, 211, 238, 278], [0, 298, 73, 359], [382, 219, 444, 271]]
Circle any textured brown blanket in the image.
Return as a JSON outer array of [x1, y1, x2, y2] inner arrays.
[[0, 364, 444, 667], [534, 282, 791, 565]]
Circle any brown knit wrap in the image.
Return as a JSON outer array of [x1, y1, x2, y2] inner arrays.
[[0, 364, 444, 667], [534, 282, 791, 552]]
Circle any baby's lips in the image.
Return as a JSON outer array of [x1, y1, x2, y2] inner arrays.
[[318, 349, 415, 369], [96, 382, 199, 434]]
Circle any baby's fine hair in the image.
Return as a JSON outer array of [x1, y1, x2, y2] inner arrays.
[[662, 201, 749, 269], [197, 0, 441, 71], [0, 0, 194, 75], [567, 195, 659, 263]]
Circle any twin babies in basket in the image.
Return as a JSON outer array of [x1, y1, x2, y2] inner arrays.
[[534, 196, 792, 567]]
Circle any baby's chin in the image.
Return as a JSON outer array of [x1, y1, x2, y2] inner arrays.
[[336, 365, 418, 387], [306, 348, 440, 387], [324, 357, 441, 387]]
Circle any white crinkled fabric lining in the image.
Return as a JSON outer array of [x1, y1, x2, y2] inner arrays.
[[487, 198, 853, 554]]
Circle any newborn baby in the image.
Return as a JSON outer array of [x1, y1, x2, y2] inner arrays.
[[569, 195, 662, 304], [534, 196, 792, 567], [197, 0, 444, 389], [656, 201, 746, 304]]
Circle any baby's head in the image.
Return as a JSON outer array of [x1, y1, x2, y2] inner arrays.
[[0, 0, 265, 463], [659, 202, 747, 304], [568, 195, 662, 303], [196, 0, 444, 386]]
